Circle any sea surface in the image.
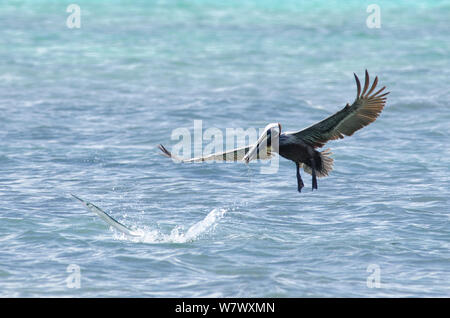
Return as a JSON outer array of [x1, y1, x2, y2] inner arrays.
[[0, 0, 449, 297]]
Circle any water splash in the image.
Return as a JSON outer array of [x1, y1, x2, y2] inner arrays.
[[113, 208, 227, 243], [71, 194, 227, 243]]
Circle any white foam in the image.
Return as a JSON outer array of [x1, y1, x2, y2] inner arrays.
[[113, 208, 227, 243]]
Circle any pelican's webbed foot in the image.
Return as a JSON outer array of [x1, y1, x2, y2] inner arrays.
[[296, 163, 304, 193], [310, 159, 318, 190]]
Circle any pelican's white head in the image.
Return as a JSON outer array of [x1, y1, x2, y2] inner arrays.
[[243, 122, 281, 163]]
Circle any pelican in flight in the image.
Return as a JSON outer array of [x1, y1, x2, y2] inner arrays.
[[159, 70, 389, 193]]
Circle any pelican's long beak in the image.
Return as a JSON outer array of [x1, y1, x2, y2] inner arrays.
[[243, 123, 280, 164]]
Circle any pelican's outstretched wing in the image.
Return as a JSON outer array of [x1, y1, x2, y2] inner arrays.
[[289, 70, 389, 148], [158, 144, 273, 163]]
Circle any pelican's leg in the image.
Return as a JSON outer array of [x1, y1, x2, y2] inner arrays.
[[310, 159, 318, 190], [296, 162, 304, 193]]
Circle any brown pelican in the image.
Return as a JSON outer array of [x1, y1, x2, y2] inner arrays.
[[159, 70, 389, 193]]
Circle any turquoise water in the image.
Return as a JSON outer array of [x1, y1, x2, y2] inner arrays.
[[1, 0, 449, 297]]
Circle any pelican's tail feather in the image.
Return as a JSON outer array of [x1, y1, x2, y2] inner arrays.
[[303, 148, 334, 178]]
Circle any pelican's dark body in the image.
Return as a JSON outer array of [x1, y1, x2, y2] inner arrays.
[[279, 134, 316, 164], [279, 134, 323, 192]]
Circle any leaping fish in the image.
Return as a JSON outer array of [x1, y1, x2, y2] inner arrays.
[[71, 194, 139, 237], [159, 70, 389, 193]]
